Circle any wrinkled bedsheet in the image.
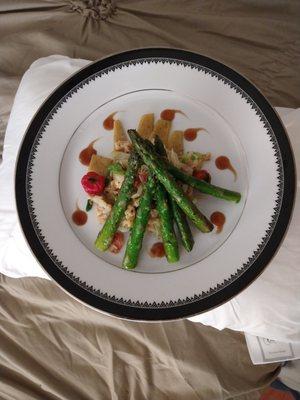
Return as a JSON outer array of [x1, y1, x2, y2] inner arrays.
[[0, 0, 299, 159], [0, 274, 280, 399], [1, 1, 299, 398]]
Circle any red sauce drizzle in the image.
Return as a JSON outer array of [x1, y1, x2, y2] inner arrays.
[[215, 156, 237, 180], [103, 112, 117, 130], [184, 128, 205, 141], [160, 109, 185, 121], [150, 242, 165, 258], [210, 211, 226, 233], [72, 205, 88, 226], [79, 139, 97, 166]]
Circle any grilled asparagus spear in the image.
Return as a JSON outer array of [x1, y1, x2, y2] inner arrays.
[[167, 164, 241, 203], [128, 130, 213, 233], [95, 152, 140, 251], [154, 135, 194, 252], [154, 178, 179, 263], [139, 133, 241, 203], [122, 175, 155, 269]]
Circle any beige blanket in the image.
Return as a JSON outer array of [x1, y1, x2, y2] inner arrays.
[[0, 274, 280, 399], [0, 0, 299, 159], [1, 1, 299, 398]]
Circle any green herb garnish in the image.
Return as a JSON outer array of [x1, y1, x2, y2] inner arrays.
[[107, 162, 125, 176], [86, 199, 93, 212]]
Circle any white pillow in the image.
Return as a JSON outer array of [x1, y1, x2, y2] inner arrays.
[[1, 55, 299, 343], [190, 108, 300, 343], [0, 56, 89, 279]]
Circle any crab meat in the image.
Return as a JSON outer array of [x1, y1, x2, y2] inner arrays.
[[120, 204, 136, 229], [132, 197, 140, 208], [114, 140, 132, 153], [147, 215, 161, 237], [168, 149, 193, 175], [94, 195, 112, 223], [111, 174, 125, 190]]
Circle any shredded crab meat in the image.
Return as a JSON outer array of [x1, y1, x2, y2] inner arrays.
[[139, 164, 149, 175], [132, 197, 140, 208], [104, 174, 125, 200], [92, 135, 210, 235], [114, 140, 132, 153], [168, 149, 193, 175], [147, 215, 161, 237], [111, 174, 125, 190], [120, 204, 136, 229], [131, 184, 143, 199], [181, 151, 211, 169], [183, 184, 194, 199], [111, 151, 130, 168], [94, 195, 112, 223]]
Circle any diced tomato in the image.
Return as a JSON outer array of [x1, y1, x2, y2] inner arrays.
[[149, 242, 165, 258], [138, 170, 148, 183], [109, 231, 124, 254], [134, 170, 148, 189], [133, 177, 141, 189], [193, 169, 211, 183]]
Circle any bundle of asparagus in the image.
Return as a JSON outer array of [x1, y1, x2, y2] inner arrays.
[[95, 130, 241, 269]]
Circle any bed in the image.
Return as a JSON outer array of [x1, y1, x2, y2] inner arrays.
[[1, 1, 299, 399]]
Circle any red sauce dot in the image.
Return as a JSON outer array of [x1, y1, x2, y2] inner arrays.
[[215, 156, 237, 180], [160, 109, 176, 121], [103, 112, 117, 130], [72, 209, 87, 226], [79, 142, 97, 166], [215, 156, 230, 170], [184, 128, 204, 141], [160, 109, 185, 121], [150, 242, 165, 258], [210, 211, 225, 233]]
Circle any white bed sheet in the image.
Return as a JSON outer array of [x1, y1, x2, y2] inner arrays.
[[0, 55, 299, 342]]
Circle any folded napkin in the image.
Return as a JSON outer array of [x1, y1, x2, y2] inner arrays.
[[0, 56, 299, 342]]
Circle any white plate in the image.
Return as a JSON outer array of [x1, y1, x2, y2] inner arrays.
[[16, 49, 295, 320]]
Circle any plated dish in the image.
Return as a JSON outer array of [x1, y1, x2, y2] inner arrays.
[[16, 48, 295, 320], [76, 109, 241, 270]]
